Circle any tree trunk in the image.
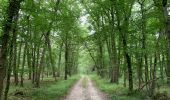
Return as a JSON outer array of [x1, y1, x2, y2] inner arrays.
[[84, 42, 98, 71], [150, 52, 157, 96], [149, 56, 153, 81], [160, 54, 164, 80], [57, 42, 63, 77], [65, 33, 69, 80], [106, 6, 119, 83], [98, 43, 104, 77], [162, 0, 170, 84], [21, 43, 27, 87], [27, 48, 32, 80], [46, 31, 56, 80], [118, 21, 133, 93], [35, 31, 49, 87], [115, 0, 134, 93], [153, 0, 170, 84], [138, 0, 149, 89], [36, 46, 46, 87], [32, 45, 36, 84], [35, 45, 40, 86], [4, 36, 14, 100], [0, 0, 22, 98], [13, 15, 19, 85]]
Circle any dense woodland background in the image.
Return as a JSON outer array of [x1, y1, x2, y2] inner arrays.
[[0, 0, 170, 100]]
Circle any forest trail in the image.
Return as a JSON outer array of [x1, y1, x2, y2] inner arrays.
[[64, 76, 109, 100]]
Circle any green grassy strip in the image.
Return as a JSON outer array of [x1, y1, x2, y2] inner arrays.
[[9, 75, 80, 100], [90, 74, 146, 100], [30, 75, 80, 100]]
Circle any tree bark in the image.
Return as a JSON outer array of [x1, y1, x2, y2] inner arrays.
[[105, 6, 119, 83], [138, 0, 149, 89], [13, 14, 19, 86], [114, 0, 135, 93], [0, 0, 22, 98], [47, 34, 56, 80], [35, 46, 46, 87], [162, 0, 170, 84], [65, 32, 69, 80], [57, 42, 63, 77], [35, 31, 49, 87], [4, 36, 14, 100], [32, 44, 36, 84], [118, 18, 133, 94], [150, 52, 157, 96], [27, 48, 32, 80], [21, 43, 27, 87]]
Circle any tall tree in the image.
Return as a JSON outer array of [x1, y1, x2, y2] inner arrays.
[[0, 0, 23, 99]]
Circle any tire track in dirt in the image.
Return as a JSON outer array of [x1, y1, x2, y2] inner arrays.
[[64, 76, 109, 100]]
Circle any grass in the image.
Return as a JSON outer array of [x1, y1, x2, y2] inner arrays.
[[8, 75, 80, 100], [90, 74, 151, 100]]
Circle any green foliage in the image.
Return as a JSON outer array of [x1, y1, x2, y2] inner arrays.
[[0, 0, 169, 99]]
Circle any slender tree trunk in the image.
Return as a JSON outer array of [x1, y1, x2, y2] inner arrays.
[[162, 0, 170, 84], [57, 42, 63, 77], [32, 45, 36, 84], [13, 16, 18, 85], [124, 47, 133, 93], [150, 52, 157, 96], [47, 32, 56, 80], [138, 56, 143, 88], [144, 54, 149, 89], [106, 12, 118, 82], [149, 56, 153, 81], [35, 45, 40, 86], [123, 60, 127, 87], [65, 33, 68, 80], [160, 54, 164, 80], [110, 6, 119, 83], [17, 42, 22, 82], [4, 61, 12, 100], [4, 37, 14, 100], [35, 31, 49, 87], [21, 43, 27, 87], [98, 43, 104, 77], [84, 42, 98, 71], [138, 0, 149, 89], [36, 46, 46, 87], [26, 15, 31, 80], [27, 48, 32, 80]]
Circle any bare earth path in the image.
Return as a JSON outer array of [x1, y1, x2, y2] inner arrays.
[[64, 76, 109, 100]]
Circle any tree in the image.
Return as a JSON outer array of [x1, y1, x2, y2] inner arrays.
[[0, 0, 23, 99]]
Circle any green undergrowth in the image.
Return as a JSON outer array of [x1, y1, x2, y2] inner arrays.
[[8, 75, 80, 100], [90, 74, 151, 100]]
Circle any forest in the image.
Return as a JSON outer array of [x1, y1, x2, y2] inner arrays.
[[0, 0, 170, 100]]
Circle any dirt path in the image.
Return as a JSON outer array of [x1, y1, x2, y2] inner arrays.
[[64, 76, 109, 100]]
